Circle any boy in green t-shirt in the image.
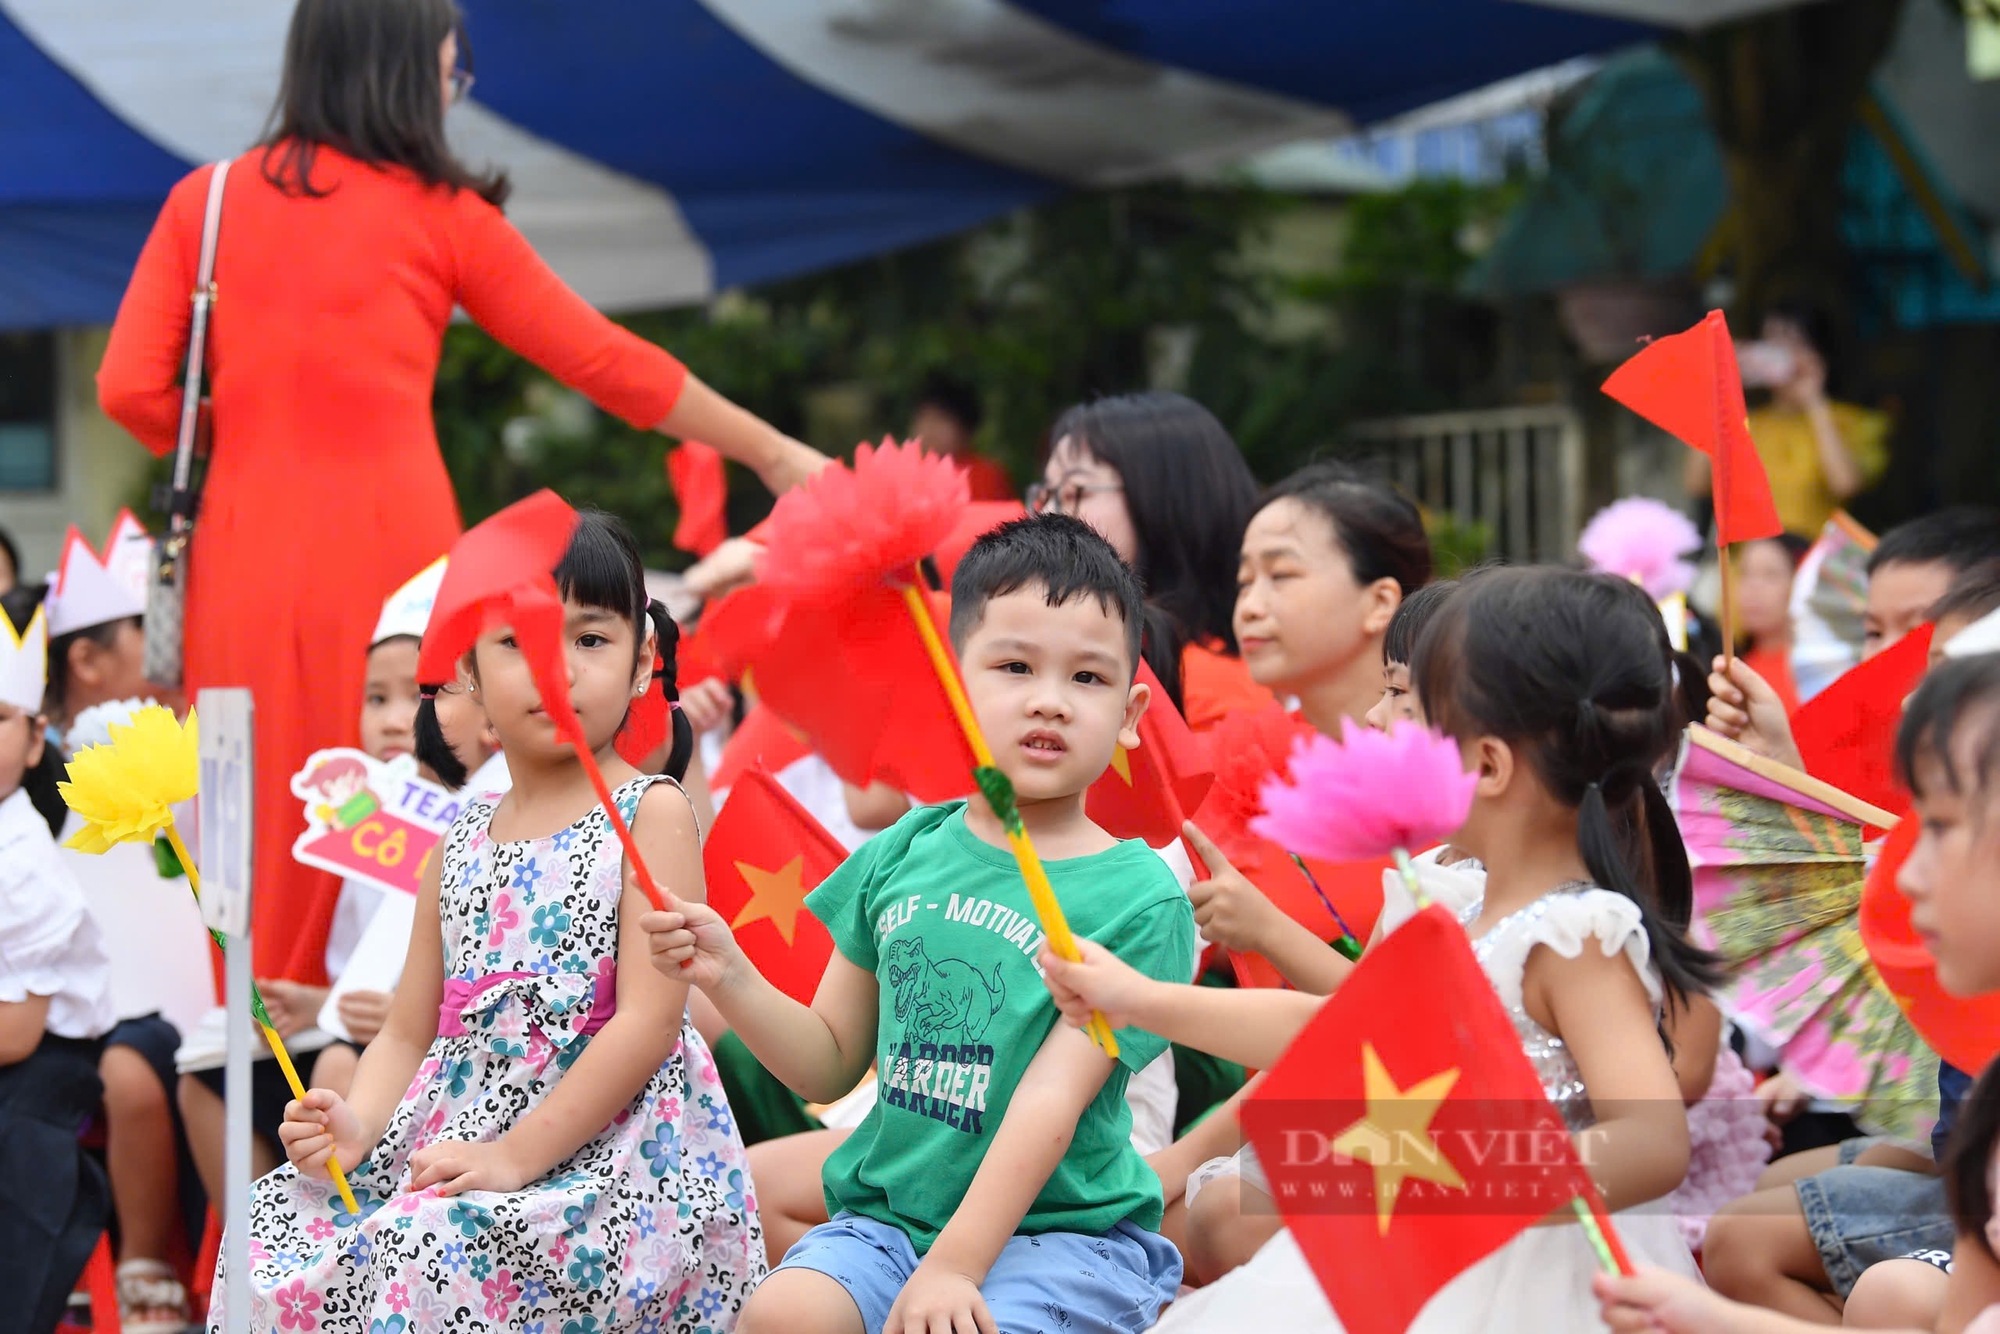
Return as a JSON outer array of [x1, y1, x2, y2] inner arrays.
[[644, 513, 1195, 1334]]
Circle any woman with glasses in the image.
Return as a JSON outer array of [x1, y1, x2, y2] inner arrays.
[[1032, 391, 1270, 730], [98, 0, 823, 1023]]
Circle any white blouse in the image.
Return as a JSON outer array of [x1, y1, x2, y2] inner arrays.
[[0, 789, 116, 1041]]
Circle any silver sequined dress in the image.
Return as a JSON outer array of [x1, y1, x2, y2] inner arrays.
[[1153, 885, 1703, 1333]]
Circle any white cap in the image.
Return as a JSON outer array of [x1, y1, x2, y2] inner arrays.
[[0, 604, 48, 713], [1944, 604, 2000, 659], [45, 511, 150, 639], [372, 557, 448, 647]]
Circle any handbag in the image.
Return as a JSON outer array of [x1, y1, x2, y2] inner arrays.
[[144, 158, 231, 688]]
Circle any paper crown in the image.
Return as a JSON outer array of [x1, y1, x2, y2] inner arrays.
[[1945, 604, 2000, 659], [45, 510, 150, 639], [373, 557, 448, 646], [0, 604, 48, 714]]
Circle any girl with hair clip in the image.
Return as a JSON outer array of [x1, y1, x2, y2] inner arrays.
[[1596, 652, 2000, 1334], [232, 510, 757, 1334], [1038, 566, 1712, 1332]]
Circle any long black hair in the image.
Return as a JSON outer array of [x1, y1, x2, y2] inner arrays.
[[1261, 460, 1433, 599], [553, 510, 693, 783], [260, 0, 509, 206], [1049, 392, 1260, 658], [1, 586, 68, 838], [414, 681, 470, 791], [1412, 566, 1721, 1018]]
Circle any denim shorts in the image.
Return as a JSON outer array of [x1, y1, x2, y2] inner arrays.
[[1795, 1166, 1951, 1296], [775, 1211, 1182, 1334]]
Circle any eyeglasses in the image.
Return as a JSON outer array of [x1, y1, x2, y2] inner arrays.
[[1026, 480, 1123, 515], [449, 69, 475, 104]]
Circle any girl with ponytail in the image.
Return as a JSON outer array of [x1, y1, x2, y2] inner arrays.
[[1036, 564, 1710, 1332], [241, 507, 760, 1334]]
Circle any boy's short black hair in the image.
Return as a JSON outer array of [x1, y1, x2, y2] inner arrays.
[[1929, 559, 2000, 630], [949, 513, 1144, 675], [1869, 507, 2000, 578]]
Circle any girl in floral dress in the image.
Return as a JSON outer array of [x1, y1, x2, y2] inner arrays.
[[218, 510, 762, 1333]]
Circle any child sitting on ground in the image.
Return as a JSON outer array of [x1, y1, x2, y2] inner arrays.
[[645, 513, 1197, 1334]]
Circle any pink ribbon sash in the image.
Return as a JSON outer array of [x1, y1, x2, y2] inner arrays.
[[437, 960, 618, 1041]]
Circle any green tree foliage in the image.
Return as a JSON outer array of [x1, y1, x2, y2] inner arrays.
[[433, 179, 1513, 566]]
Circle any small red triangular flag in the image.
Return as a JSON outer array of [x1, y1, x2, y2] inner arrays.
[[416, 490, 578, 684], [668, 441, 729, 558], [1793, 623, 1933, 825], [1602, 310, 1782, 547]]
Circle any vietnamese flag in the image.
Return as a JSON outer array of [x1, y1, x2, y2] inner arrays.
[[711, 703, 813, 796], [706, 766, 848, 1004], [1861, 812, 2000, 1076], [668, 440, 729, 557], [1602, 310, 1781, 547], [701, 579, 974, 803], [1242, 905, 1602, 1334], [1793, 625, 1933, 826], [1086, 661, 1214, 848]]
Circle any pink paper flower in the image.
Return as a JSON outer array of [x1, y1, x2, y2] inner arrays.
[[1252, 719, 1477, 862], [1577, 496, 1703, 601]]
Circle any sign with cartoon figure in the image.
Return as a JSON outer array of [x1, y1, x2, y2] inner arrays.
[[290, 748, 460, 897]]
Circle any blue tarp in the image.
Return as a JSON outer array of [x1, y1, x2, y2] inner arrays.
[[0, 0, 1656, 329]]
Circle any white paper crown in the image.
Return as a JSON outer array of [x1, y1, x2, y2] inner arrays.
[[45, 510, 151, 638], [0, 604, 48, 714], [372, 556, 448, 646], [1945, 604, 2000, 659]]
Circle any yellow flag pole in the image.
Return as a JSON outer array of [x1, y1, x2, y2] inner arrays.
[[165, 823, 364, 1217], [896, 580, 1118, 1057]]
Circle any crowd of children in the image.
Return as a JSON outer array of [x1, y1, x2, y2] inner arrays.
[[3, 383, 2000, 1334]]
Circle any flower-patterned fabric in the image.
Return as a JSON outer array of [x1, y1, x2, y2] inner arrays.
[[211, 775, 763, 1333]]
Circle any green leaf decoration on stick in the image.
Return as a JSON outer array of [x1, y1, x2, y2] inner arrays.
[[974, 766, 1023, 835]]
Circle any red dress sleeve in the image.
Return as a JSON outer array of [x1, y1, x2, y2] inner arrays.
[[97, 167, 210, 456], [451, 194, 688, 430]]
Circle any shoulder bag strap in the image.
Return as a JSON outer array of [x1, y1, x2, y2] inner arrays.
[[166, 158, 232, 530]]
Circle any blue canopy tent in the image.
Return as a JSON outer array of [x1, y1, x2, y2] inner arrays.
[[0, 0, 1801, 331]]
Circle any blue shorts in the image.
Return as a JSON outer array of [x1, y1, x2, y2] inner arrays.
[[1795, 1167, 1951, 1296], [775, 1211, 1182, 1334]]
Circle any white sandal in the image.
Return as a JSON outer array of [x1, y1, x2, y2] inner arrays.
[[115, 1258, 192, 1334]]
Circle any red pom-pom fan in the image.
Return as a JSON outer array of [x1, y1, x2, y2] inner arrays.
[[756, 437, 969, 597]]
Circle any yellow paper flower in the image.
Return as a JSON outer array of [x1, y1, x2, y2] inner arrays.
[[59, 705, 199, 855]]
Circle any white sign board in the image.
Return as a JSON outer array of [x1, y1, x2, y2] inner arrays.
[[197, 688, 254, 938]]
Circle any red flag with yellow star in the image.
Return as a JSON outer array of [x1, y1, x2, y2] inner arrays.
[[698, 581, 974, 803], [705, 766, 849, 1004], [1241, 904, 1590, 1334], [1085, 661, 1214, 847]]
